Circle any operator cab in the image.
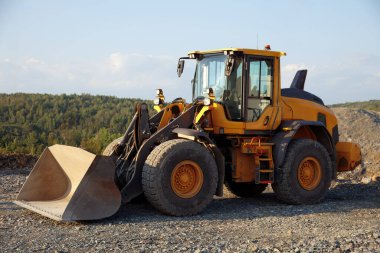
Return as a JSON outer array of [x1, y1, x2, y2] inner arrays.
[[186, 48, 285, 123]]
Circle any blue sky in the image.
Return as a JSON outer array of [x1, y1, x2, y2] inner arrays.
[[0, 0, 379, 104]]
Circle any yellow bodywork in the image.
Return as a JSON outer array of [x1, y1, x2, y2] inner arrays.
[[336, 142, 362, 172], [154, 105, 163, 112], [281, 96, 338, 138], [203, 103, 281, 134], [188, 48, 286, 58], [157, 103, 185, 129]]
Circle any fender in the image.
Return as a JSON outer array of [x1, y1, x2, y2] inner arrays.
[[172, 128, 225, 197], [272, 120, 336, 179]]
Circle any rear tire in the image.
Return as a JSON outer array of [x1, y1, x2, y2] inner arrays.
[[225, 181, 267, 198], [272, 139, 332, 204], [142, 139, 218, 216]]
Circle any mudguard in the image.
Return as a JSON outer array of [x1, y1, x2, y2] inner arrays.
[[272, 120, 336, 178], [172, 128, 225, 197]]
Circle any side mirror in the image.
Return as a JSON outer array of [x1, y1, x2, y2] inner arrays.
[[225, 56, 235, 77], [177, 59, 185, 77]]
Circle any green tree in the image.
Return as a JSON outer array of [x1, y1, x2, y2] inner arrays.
[[0, 93, 153, 155]]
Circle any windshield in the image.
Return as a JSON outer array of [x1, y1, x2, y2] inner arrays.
[[193, 54, 243, 120], [193, 54, 227, 99]]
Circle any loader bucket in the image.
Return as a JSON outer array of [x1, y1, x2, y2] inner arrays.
[[14, 145, 121, 221]]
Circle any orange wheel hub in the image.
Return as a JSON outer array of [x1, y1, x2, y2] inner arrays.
[[171, 160, 203, 198], [297, 157, 322, 191]]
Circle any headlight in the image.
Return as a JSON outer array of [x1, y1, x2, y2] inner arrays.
[[194, 96, 212, 106], [203, 97, 211, 106]]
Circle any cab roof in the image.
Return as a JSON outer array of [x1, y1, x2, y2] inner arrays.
[[188, 48, 286, 58]]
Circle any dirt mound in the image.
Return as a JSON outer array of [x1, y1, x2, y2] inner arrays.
[[0, 153, 37, 170], [332, 107, 380, 183]]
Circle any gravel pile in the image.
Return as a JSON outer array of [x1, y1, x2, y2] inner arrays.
[[333, 107, 380, 183], [0, 107, 379, 252], [0, 153, 37, 170]]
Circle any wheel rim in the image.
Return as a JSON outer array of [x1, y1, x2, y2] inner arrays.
[[297, 156, 322, 191], [171, 160, 203, 198]]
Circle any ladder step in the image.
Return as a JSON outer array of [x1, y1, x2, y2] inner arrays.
[[260, 143, 275, 146], [259, 170, 274, 173], [244, 142, 275, 146], [259, 158, 272, 161]]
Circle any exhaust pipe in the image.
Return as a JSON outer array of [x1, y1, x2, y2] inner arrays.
[[14, 145, 121, 221]]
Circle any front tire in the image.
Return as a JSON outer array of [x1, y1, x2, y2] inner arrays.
[[272, 139, 332, 204], [102, 137, 122, 156], [142, 139, 218, 216]]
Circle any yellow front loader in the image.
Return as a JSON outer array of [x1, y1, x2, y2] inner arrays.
[[15, 47, 362, 221]]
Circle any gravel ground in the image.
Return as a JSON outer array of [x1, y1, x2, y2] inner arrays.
[[1, 167, 379, 253]]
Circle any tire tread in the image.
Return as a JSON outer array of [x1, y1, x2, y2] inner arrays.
[[142, 139, 217, 216], [272, 139, 332, 204]]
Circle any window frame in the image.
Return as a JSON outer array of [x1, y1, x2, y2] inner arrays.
[[243, 55, 275, 122]]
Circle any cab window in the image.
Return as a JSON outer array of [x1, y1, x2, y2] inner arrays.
[[222, 58, 243, 120], [246, 58, 273, 121], [193, 54, 243, 120]]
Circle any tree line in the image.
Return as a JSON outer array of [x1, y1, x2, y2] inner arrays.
[[0, 93, 153, 155]]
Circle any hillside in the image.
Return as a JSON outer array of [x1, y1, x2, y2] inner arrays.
[[0, 93, 153, 155], [330, 99, 380, 112]]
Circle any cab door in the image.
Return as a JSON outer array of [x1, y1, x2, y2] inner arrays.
[[244, 56, 281, 132]]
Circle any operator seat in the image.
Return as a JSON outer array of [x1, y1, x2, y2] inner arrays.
[[222, 90, 240, 120]]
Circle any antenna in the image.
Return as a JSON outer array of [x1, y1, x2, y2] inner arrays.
[[256, 33, 259, 49]]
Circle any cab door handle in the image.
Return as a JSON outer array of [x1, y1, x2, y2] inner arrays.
[[263, 116, 270, 126]]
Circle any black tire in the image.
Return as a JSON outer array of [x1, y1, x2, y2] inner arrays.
[[272, 139, 332, 204], [142, 139, 218, 216], [102, 137, 122, 156], [225, 181, 267, 198]]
